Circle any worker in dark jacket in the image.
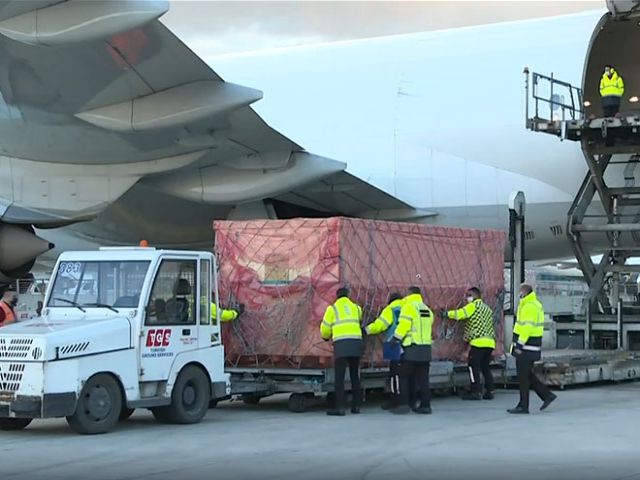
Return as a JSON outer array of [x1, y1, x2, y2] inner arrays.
[[446, 287, 496, 400], [365, 292, 404, 409], [320, 287, 363, 416], [508, 284, 557, 414], [390, 286, 434, 415]]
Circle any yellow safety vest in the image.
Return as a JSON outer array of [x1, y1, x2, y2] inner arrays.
[[320, 297, 363, 342], [447, 299, 496, 349], [513, 292, 545, 352], [600, 70, 624, 97], [211, 303, 238, 324], [366, 298, 404, 335], [393, 293, 433, 347]]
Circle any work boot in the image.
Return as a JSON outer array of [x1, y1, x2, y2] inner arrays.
[[351, 407, 360, 414], [389, 405, 410, 415], [507, 406, 529, 414], [540, 393, 557, 411], [412, 405, 432, 415], [461, 393, 482, 401], [482, 391, 495, 400], [326, 409, 345, 416]]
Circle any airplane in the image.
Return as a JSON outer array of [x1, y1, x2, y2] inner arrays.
[[0, 0, 630, 288]]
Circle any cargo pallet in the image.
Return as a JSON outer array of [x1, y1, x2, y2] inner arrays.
[[502, 349, 640, 389]]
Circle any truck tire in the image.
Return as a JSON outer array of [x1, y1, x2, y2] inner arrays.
[[0, 418, 32, 430], [288, 393, 314, 413], [163, 365, 210, 424], [242, 393, 261, 405], [66, 373, 122, 435]]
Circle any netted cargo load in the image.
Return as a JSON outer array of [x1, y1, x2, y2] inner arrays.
[[214, 218, 506, 369]]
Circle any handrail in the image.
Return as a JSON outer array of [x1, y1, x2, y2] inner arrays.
[[525, 68, 584, 125]]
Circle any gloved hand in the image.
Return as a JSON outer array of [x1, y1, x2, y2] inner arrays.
[[237, 303, 245, 315], [440, 310, 448, 320]]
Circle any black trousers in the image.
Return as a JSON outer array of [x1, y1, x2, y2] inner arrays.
[[468, 346, 495, 394], [602, 97, 620, 117], [399, 361, 430, 408], [334, 356, 361, 410], [516, 356, 552, 410], [389, 361, 401, 397]]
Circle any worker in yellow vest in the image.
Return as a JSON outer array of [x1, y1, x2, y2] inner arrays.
[[0, 289, 17, 327], [320, 287, 363, 416], [600, 65, 624, 117], [364, 292, 404, 409], [211, 302, 243, 324], [446, 286, 496, 401], [390, 286, 434, 415], [508, 284, 557, 414]]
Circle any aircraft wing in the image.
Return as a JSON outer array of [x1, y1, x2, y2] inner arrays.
[[274, 171, 435, 221], [0, 0, 417, 275]]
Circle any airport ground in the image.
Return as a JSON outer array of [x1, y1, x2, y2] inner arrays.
[[1, 383, 639, 480]]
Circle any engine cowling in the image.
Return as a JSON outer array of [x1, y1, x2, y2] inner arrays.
[[0, 223, 53, 288]]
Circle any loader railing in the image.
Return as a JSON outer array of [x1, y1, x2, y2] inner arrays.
[[524, 68, 584, 126]]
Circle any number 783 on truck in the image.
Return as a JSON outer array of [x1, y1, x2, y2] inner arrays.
[[0, 246, 230, 434]]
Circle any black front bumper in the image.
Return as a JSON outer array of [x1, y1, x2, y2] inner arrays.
[[0, 392, 76, 418]]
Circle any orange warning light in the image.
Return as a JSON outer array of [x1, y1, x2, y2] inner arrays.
[[139, 240, 149, 247]]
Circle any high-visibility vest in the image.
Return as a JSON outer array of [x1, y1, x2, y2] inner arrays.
[[320, 297, 363, 342], [447, 299, 496, 349], [394, 293, 433, 347], [513, 292, 545, 352], [211, 303, 238, 323], [0, 301, 15, 326], [600, 70, 624, 97]]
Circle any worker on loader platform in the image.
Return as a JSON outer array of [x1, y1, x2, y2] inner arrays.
[[320, 287, 363, 416], [364, 292, 404, 409], [600, 65, 625, 117], [211, 301, 244, 324], [445, 287, 496, 401], [390, 286, 434, 415], [508, 284, 557, 414]]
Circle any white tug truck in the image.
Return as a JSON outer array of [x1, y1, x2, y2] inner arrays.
[[0, 247, 231, 434]]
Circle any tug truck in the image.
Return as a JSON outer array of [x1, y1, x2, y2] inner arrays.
[[0, 247, 231, 434]]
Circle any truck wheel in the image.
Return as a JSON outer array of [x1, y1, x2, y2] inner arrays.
[[66, 373, 122, 435], [119, 408, 135, 421], [288, 393, 313, 413], [0, 418, 32, 430], [164, 365, 210, 424], [242, 393, 261, 405]]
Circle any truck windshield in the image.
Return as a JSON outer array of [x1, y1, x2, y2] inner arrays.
[[47, 261, 150, 309]]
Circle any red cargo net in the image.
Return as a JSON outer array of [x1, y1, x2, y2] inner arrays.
[[214, 218, 506, 369]]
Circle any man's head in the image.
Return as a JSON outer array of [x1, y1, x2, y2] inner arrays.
[[388, 292, 402, 304], [408, 286, 421, 296], [2, 289, 17, 307], [336, 287, 350, 299], [466, 287, 481, 302], [519, 283, 533, 299], [605, 65, 614, 76]]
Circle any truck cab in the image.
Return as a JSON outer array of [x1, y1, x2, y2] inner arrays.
[[0, 247, 230, 434]]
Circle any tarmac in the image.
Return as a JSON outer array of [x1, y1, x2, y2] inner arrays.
[[1, 382, 639, 480]]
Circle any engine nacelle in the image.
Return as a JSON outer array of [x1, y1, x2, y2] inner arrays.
[[0, 223, 53, 288]]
